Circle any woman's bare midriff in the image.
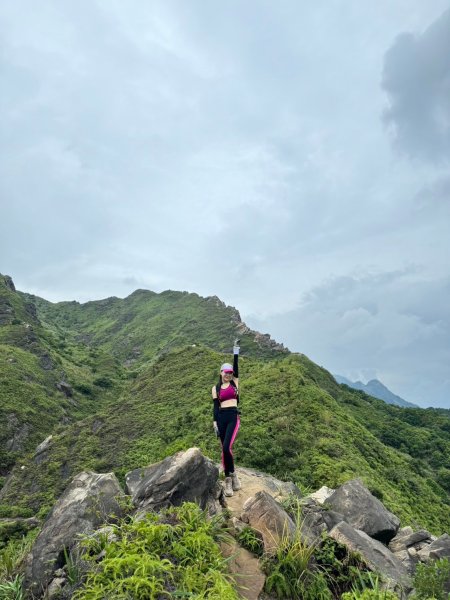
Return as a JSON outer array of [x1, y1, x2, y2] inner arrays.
[[219, 399, 238, 409]]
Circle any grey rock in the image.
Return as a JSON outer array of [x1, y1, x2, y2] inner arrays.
[[329, 521, 412, 594], [389, 529, 432, 553], [298, 497, 345, 545], [46, 577, 66, 599], [326, 479, 400, 543], [23, 471, 125, 597], [308, 485, 335, 504], [39, 353, 54, 370], [34, 435, 53, 457], [56, 381, 73, 397], [418, 533, 450, 562], [5, 422, 31, 452], [125, 447, 218, 512], [241, 490, 296, 553]]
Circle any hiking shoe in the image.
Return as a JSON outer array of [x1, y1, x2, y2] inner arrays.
[[224, 476, 233, 497], [231, 472, 241, 491]]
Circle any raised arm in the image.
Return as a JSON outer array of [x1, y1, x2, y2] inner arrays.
[[233, 339, 240, 387]]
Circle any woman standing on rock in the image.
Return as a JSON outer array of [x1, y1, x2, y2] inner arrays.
[[212, 340, 241, 497]]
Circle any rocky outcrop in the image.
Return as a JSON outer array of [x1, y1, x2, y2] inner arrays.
[[389, 527, 434, 574], [326, 478, 400, 543], [125, 447, 220, 513], [330, 521, 412, 595], [18, 448, 450, 600], [23, 471, 126, 597]]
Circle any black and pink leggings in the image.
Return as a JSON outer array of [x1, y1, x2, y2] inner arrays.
[[217, 407, 240, 476]]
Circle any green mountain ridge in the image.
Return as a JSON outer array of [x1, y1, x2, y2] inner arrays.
[[0, 274, 449, 536]]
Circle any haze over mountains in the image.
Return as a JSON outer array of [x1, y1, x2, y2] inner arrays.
[[1, 273, 449, 537], [333, 375, 418, 409]]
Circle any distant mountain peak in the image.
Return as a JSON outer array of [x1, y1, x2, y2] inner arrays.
[[333, 374, 418, 408]]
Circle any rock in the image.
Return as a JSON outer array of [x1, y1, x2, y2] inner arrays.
[[5, 422, 31, 452], [221, 465, 301, 516], [308, 485, 335, 504], [23, 471, 125, 597], [46, 577, 66, 599], [329, 521, 412, 594], [220, 539, 266, 600], [34, 435, 53, 458], [241, 490, 296, 553], [56, 381, 73, 397], [389, 529, 432, 553], [39, 353, 54, 370], [417, 533, 450, 562], [2, 275, 16, 292], [125, 448, 218, 512], [299, 497, 345, 545], [326, 479, 400, 543]]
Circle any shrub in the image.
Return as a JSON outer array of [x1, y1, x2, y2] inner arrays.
[[410, 558, 450, 600], [93, 376, 113, 388]]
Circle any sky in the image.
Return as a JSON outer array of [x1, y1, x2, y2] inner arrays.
[[1, 1, 449, 408]]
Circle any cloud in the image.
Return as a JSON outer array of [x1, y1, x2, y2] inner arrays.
[[382, 9, 450, 163], [1, 1, 449, 406], [248, 269, 450, 408]]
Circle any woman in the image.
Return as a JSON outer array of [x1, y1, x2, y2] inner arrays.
[[212, 340, 241, 497]]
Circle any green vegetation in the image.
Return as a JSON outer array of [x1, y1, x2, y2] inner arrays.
[[73, 502, 238, 599], [236, 526, 264, 556], [1, 273, 449, 536], [2, 343, 449, 533], [0, 528, 37, 597], [410, 558, 450, 600]]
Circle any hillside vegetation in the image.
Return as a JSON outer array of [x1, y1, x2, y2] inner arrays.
[[0, 274, 449, 536]]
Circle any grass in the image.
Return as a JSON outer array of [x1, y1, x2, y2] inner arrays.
[[73, 502, 239, 599]]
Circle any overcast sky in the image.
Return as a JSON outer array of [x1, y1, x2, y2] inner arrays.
[[1, 1, 449, 408]]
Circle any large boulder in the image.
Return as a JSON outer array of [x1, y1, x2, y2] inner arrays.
[[329, 521, 412, 595], [241, 490, 296, 553], [23, 471, 125, 597], [326, 479, 400, 543], [125, 447, 219, 512]]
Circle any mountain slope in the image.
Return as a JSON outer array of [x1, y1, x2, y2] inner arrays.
[[1, 345, 449, 534], [0, 275, 126, 480], [1, 274, 286, 479], [334, 375, 417, 408], [24, 288, 287, 365]]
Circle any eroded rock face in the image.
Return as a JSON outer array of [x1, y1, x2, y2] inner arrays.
[[241, 490, 296, 553], [326, 479, 400, 543], [125, 447, 219, 513], [23, 471, 125, 597], [329, 521, 412, 595]]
